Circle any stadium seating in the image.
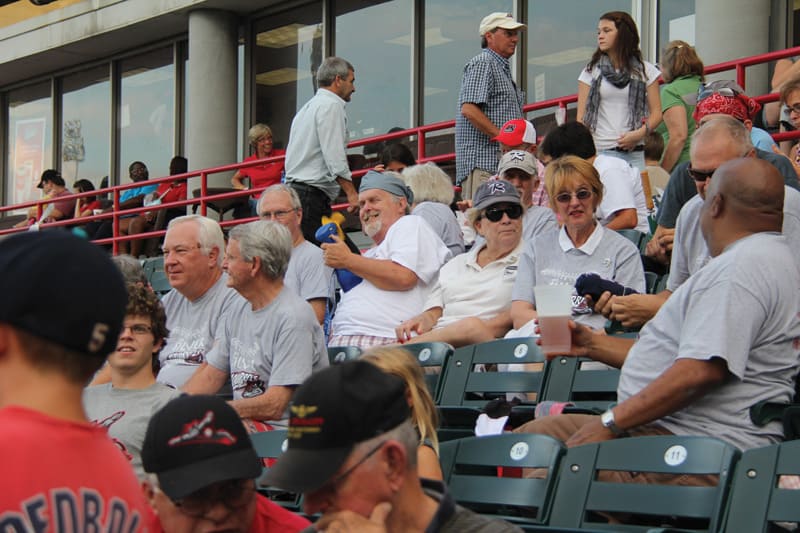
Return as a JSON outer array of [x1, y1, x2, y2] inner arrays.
[[251, 430, 304, 512]]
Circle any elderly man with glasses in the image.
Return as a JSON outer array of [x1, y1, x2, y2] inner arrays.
[[263, 361, 522, 532], [596, 116, 800, 329], [648, 80, 800, 266], [142, 395, 310, 533], [257, 184, 333, 326]]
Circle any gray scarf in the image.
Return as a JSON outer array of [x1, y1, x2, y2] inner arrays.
[[583, 54, 648, 134]]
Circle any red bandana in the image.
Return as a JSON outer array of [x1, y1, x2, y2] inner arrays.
[[693, 92, 761, 122]]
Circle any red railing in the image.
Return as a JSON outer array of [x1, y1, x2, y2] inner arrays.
[[3, 45, 800, 251]]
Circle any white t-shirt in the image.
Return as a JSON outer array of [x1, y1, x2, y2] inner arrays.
[[331, 215, 451, 338], [425, 240, 523, 329], [594, 154, 650, 233], [157, 275, 240, 388], [578, 61, 660, 151]]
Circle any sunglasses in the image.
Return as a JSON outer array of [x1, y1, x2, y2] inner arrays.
[[697, 86, 739, 103], [555, 189, 593, 204], [483, 204, 523, 222], [688, 164, 715, 182]]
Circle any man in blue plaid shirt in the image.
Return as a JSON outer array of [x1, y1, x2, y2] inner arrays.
[[456, 12, 526, 199]]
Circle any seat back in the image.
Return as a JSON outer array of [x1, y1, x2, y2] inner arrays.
[[327, 345, 362, 365], [542, 356, 619, 413], [148, 269, 172, 296], [401, 342, 454, 401], [548, 435, 740, 531], [441, 434, 565, 525], [250, 430, 303, 511], [724, 439, 800, 532], [616, 229, 647, 251], [438, 338, 547, 409]]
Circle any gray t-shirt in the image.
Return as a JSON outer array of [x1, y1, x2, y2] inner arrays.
[[512, 224, 645, 330], [157, 275, 240, 388], [285, 240, 334, 302], [412, 202, 465, 257], [522, 205, 558, 243], [83, 383, 181, 478], [619, 232, 800, 450], [206, 287, 328, 422], [669, 186, 800, 291]]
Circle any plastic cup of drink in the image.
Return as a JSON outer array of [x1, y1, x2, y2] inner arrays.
[[534, 284, 573, 355]]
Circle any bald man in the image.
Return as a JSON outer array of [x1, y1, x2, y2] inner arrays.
[[516, 157, 800, 460], [597, 116, 800, 328]]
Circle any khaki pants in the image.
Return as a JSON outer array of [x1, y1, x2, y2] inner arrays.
[[461, 168, 493, 201]]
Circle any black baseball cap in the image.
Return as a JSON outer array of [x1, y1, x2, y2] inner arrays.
[[0, 231, 126, 358], [36, 169, 65, 188], [141, 395, 262, 500], [263, 361, 410, 494]]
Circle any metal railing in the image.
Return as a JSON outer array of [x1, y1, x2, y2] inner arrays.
[[3, 45, 800, 251]]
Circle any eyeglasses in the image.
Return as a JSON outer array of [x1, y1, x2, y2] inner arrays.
[[555, 189, 593, 204], [787, 104, 800, 115], [322, 441, 386, 495], [162, 244, 202, 257], [259, 209, 296, 220], [697, 86, 740, 103], [483, 204, 523, 222], [171, 479, 255, 520], [121, 323, 152, 336], [687, 164, 716, 182]]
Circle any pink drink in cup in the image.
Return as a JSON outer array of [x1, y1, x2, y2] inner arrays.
[[534, 284, 573, 355]]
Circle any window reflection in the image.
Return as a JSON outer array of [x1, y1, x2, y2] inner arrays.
[[6, 82, 52, 207], [253, 4, 323, 152], [119, 47, 175, 182], [657, 0, 695, 55], [335, 0, 413, 141], [61, 65, 110, 189], [424, 0, 513, 125]]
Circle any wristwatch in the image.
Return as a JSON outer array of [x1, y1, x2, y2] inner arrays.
[[600, 409, 624, 435]]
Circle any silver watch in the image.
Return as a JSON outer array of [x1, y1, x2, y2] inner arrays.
[[600, 409, 624, 435]]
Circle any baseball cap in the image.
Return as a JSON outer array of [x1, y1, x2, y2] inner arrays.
[[472, 179, 521, 211], [36, 169, 64, 189], [493, 119, 537, 147], [360, 170, 414, 205], [262, 361, 410, 494], [141, 395, 261, 500], [479, 12, 526, 36], [0, 231, 126, 358], [497, 150, 538, 178]]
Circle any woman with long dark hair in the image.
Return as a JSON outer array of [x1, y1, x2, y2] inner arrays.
[[577, 11, 661, 171]]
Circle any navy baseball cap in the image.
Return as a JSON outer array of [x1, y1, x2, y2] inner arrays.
[[0, 231, 126, 358], [263, 361, 410, 494]]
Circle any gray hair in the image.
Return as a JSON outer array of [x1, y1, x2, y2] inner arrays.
[[111, 254, 147, 285], [352, 419, 418, 471], [228, 220, 292, 280], [167, 215, 225, 267], [317, 57, 354, 87], [692, 114, 754, 155], [247, 123, 273, 147], [258, 184, 302, 214], [400, 163, 455, 205]]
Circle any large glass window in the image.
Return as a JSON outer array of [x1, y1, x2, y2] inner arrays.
[[61, 65, 110, 188], [657, 0, 695, 55], [119, 47, 175, 181], [253, 3, 323, 153], [6, 82, 52, 207], [335, 0, 414, 141], [424, 0, 513, 125]]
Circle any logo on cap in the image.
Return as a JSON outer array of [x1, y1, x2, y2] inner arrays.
[[488, 182, 508, 194], [291, 404, 318, 418], [502, 123, 517, 133], [508, 151, 526, 162], [168, 411, 237, 447]]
